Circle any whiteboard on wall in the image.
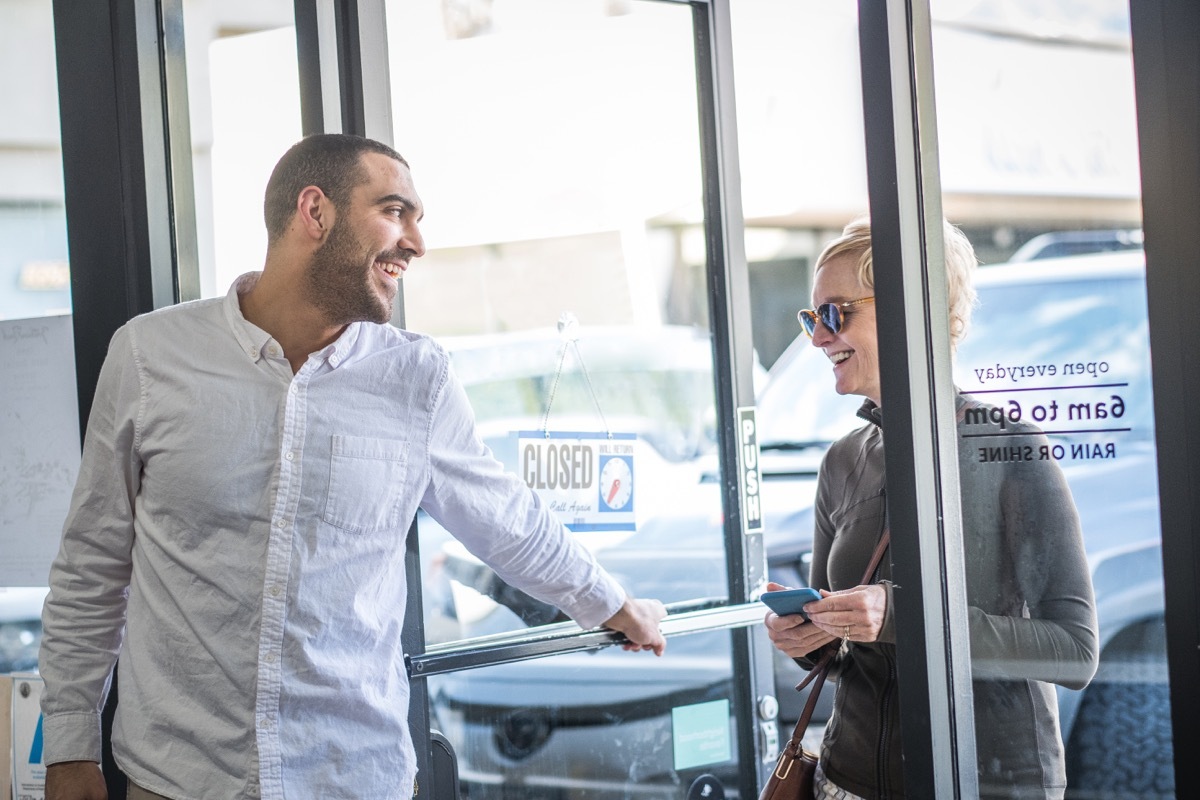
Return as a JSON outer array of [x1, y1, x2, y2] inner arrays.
[[0, 315, 80, 586]]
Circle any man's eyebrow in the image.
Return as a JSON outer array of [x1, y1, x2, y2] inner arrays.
[[375, 193, 424, 220]]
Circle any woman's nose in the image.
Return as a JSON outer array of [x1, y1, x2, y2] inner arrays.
[[810, 320, 833, 346]]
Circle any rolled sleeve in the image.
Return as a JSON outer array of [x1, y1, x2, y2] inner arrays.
[[420, 358, 627, 630]]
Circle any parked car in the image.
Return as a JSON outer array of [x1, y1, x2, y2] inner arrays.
[[418, 324, 765, 644], [433, 250, 1173, 798], [1008, 228, 1143, 262], [0, 586, 48, 673]]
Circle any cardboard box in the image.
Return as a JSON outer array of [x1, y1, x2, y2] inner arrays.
[[6, 674, 45, 800], [1, 675, 11, 800]]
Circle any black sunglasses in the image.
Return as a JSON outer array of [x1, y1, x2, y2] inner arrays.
[[797, 296, 875, 337]]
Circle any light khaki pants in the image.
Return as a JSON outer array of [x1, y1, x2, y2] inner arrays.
[[127, 782, 173, 800]]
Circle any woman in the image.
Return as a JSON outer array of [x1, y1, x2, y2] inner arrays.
[[764, 217, 1098, 799]]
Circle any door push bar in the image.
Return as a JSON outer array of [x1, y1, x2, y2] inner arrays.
[[406, 600, 768, 679]]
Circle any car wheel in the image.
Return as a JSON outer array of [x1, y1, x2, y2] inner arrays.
[[1065, 622, 1174, 799]]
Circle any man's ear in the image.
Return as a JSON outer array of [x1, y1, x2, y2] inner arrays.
[[296, 185, 333, 240]]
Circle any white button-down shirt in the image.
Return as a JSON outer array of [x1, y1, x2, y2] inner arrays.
[[40, 273, 625, 799]]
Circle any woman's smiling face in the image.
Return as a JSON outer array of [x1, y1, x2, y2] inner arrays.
[[809, 253, 881, 405]]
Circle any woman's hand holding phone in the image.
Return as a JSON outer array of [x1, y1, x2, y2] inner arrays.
[[760, 586, 823, 619], [761, 581, 838, 659], [803, 583, 888, 644]]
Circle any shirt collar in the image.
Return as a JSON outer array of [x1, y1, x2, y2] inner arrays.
[[222, 271, 366, 368], [312, 322, 363, 369], [224, 272, 275, 363]]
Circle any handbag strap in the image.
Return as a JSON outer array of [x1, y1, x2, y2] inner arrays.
[[783, 527, 892, 746]]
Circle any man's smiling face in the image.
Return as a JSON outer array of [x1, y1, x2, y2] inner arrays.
[[305, 152, 426, 326]]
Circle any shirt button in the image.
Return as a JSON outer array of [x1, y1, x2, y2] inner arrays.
[[248, 347, 258, 358], [263, 652, 276, 664], [275, 518, 286, 528], [268, 344, 279, 357], [329, 355, 340, 366], [289, 383, 297, 393], [285, 451, 295, 461], [269, 585, 282, 597]]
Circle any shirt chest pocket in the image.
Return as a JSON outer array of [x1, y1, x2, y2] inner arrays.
[[323, 435, 409, 534]]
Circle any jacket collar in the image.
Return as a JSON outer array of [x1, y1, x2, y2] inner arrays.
[[857, 399, 883, 428]]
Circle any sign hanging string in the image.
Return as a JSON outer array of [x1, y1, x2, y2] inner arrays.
[[540, 311, 611, 439]]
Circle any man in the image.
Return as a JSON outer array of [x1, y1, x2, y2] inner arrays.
[[40, 133, 667, 800]]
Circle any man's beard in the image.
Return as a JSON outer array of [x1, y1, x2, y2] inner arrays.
[[305, 219, 398, 326]]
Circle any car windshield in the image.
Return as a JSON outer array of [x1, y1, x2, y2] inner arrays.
[[756, 341, 863, 449], [756, 264, 1153, 447], [444, 325, 725, 463]]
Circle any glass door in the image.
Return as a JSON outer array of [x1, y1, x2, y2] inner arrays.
[[0, 0, 75, 676], [857, 0, 1176, 796], [290, 0, 1190, 796], [383, 1, 771, 797]]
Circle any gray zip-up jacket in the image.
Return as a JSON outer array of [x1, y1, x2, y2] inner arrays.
[[806, 397, 1098, 799]]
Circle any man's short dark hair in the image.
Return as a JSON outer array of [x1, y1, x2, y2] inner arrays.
[[263, 133, 408, 242]]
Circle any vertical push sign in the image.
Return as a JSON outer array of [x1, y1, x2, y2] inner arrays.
[[737, 407, 763, 534]]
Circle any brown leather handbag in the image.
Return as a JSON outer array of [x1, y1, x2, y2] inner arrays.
[[758, 530, 891, 800], [758, 647, 832, 799]]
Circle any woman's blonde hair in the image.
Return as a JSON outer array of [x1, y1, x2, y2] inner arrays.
[[814, 215, 979, 348]]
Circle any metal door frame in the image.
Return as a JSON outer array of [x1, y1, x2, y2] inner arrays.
[[856, 2, 977, 795], [1130, 2, 1200, 795]]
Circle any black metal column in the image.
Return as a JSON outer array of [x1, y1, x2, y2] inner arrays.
[[52, 1, 196, 796], [1129, 1, 1200, 796], [53, 0, 195, 430], [856, 0, 976, 796], [692, 0, 777, 794]]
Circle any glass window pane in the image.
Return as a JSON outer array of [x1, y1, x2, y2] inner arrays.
[[181, 3, 301, 300], [727, 0, 868, 747], [385, 0, 731, 650], [428, 640, 739, 798], [0, 0, 70, 321], [930, 1, 1170, 796], [0, 0, 75, 674], [730, 2, 867, 371]]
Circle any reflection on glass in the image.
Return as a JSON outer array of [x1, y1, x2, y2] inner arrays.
[[952, 270, 1100, 798], [0, 0, 75, 676], [427, 642, 738, 799], [384, 0, 725, 647], [957, 256, 1168, 798]]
